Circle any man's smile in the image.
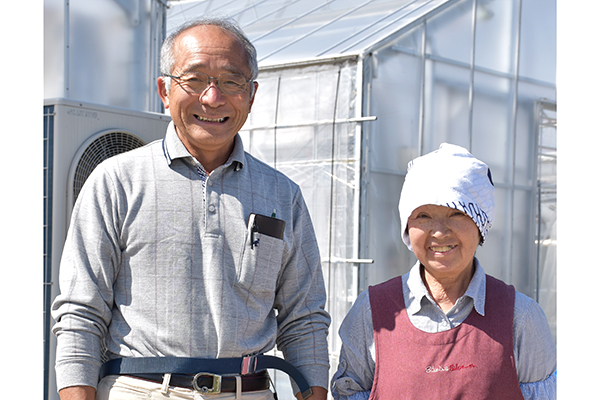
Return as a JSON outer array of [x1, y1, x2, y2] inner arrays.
[[194, 114, 228, 123]]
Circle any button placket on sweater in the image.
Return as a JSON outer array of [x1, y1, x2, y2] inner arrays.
[[197, 164, 221, 236]]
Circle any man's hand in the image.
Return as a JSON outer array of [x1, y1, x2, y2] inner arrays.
[[296, 386, 328, 400], [59, 385, 95, 400]]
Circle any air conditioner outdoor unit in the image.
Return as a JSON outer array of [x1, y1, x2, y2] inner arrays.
[[43, 98, 171, 400]]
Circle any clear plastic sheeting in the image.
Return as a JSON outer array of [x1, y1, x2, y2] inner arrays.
[[360, 0, 557, 303], [167, 0, 453, 66]]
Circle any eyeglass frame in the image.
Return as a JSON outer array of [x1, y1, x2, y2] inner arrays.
[[163, 71, 254, 96]]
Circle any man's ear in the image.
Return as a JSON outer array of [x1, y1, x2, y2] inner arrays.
[[157, 76, 170, 109], [248, 81, 259, 112]]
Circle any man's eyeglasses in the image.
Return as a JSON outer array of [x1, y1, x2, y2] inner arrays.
[[164, 72, 252, 95]]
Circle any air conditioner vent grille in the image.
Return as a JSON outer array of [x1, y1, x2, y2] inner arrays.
[[73, 131, 145, 205]]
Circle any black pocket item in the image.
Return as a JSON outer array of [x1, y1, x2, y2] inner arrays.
[[250, 213, 285, 240]]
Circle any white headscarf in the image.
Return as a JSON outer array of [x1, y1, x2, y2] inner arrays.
[[398, 143, 495, 251]]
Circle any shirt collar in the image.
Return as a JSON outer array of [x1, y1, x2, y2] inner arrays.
[[465, 258, 486, 316], [162, 121, 245, 171], [404, 257, 487, 317]]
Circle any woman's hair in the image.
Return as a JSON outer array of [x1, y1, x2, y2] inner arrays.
[[160, 16, 258, 94]]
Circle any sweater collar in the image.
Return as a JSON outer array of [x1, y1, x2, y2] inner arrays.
[[162, 121, 245, 172]]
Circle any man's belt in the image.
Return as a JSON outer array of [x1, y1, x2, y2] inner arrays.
[[99, 355, 313, 399], [130, 371, 270, 394]]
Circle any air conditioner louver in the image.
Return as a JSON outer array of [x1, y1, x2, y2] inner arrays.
[[72, 130, 146, 205]]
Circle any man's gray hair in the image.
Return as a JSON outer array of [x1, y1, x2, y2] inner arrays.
[[160, 17, 258, 95]]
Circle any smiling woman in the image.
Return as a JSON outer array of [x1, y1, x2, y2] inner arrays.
[[331, 143, 557, 399], [407, 204, 481, 310]]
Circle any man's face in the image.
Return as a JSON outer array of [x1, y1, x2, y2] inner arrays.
[[158, 25, 258, 165]]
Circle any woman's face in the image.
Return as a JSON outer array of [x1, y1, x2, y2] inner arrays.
[[407, 204, 480, 281]]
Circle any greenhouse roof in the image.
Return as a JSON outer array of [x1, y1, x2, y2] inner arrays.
[[166, 0, 452, 67]]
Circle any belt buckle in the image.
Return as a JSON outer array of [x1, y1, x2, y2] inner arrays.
[[192, 372, 222, 395]]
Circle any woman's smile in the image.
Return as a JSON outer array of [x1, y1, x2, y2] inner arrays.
[[407, 204, 480, 280], [429, 245, 457, 253]]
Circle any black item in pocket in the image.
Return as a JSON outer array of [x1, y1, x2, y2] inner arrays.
[[250, 213, 285, 239]]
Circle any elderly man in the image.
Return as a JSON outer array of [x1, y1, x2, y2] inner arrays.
[[52, 17, 330, 400]]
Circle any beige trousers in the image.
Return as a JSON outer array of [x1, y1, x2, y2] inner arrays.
[[96, 375, 276, 400]]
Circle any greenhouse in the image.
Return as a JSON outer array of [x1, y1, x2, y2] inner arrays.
[[167, 0, 557, 395], [44, 0, 556, 399]]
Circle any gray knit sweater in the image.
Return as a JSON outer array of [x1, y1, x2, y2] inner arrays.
[[52, 122, 331, 392]]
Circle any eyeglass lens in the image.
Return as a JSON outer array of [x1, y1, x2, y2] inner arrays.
[[176, 72, 248, 95]]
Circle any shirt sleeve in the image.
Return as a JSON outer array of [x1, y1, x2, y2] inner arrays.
[[520, 371, 557, 400], [274, 190, 331, 391], [51, 163, 121, 390], [513, 292, 557, 399], [330, 290, 375, 399]]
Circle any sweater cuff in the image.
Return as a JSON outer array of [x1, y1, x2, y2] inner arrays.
[[55, 359, 101, 391], [289, 363, 330, 394]]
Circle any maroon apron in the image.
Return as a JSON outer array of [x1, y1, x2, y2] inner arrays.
[[367, 274, 523, 399]]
